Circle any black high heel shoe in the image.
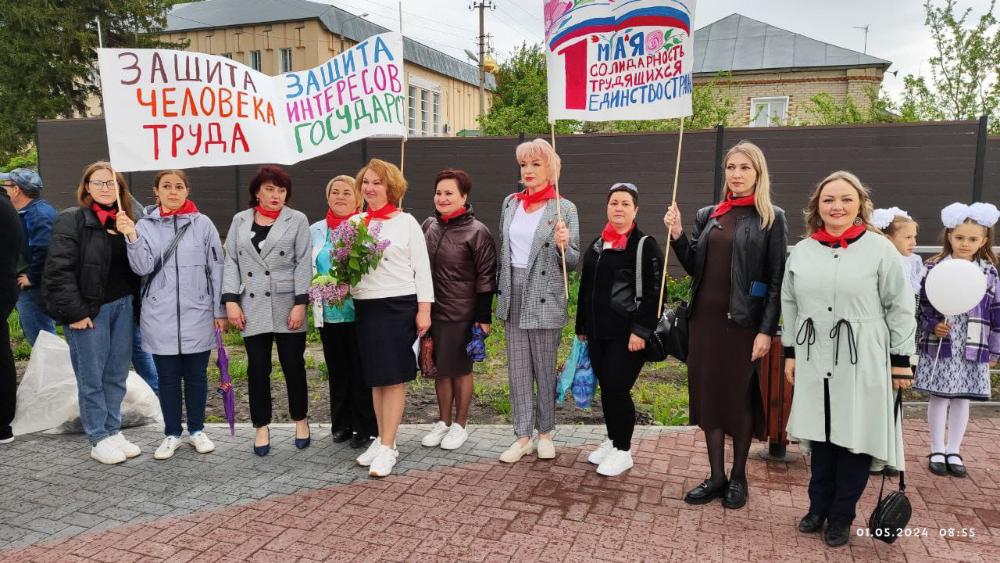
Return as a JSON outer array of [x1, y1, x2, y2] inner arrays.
[[253, 427, 270, 457], [294, 422, 311, 450]]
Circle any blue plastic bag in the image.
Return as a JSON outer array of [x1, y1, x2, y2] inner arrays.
[[465, 325, 487, 362], [571, 343, 596, 408], [557, 338, 583, 400]]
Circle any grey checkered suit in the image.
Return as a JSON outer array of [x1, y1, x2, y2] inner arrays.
[[495, 194, 580, 437], [221, 207, 312, 337]]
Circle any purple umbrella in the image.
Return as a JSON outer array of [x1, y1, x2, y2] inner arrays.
[[215, 329, 236, 436]]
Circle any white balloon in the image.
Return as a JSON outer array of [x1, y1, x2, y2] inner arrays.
[[925, 260, 987, 316]]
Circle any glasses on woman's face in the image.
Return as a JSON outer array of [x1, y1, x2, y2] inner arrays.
[[89, 180, 117, 191]]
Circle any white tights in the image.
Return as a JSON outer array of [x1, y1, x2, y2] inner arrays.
[[927, 395, 970, 465]]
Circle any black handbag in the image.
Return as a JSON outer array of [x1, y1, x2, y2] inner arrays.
[[867, 392, 911, 544], [634, 236, 689, 363]]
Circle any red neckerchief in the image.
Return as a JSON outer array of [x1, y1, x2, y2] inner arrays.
[[601, 222, 634, 250], [709, 193, 756, 219], [440, 207, 467, 223], [364, 202, 398, 226], [254, 205, 281, 220], [160, 199, 199, 217], [90, 203, 118, 227], [811, 224, 867, 248], [326, 209, 357, 231], [513, 185, 557, 210]]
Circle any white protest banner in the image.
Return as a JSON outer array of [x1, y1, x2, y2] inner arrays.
[[97, 32, 406, 172], [544, 0, 696, 121]]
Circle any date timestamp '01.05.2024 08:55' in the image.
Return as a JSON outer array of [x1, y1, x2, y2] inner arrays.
[[856, 527, 977, 538]]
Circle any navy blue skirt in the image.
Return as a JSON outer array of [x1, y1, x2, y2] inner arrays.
[[354, 295, 418, 387]]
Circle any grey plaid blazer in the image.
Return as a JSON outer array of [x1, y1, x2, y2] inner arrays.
[[221, 207, 312, 337], [496, 194, 580, 329]]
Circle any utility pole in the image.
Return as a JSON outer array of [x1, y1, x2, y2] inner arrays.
[[470, 1, 495, 123]]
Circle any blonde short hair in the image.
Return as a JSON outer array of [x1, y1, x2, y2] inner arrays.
[[515, 138, 561, 185], [803, 170, 875, 236], [355, 159, 407, 207], [325, 175, 362, 212]]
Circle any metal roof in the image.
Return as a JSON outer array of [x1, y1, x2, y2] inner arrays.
[[164, 0, 495, 89], [693, 14, 892, 75]]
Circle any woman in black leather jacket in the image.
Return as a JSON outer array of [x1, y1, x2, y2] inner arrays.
[[663, 141, 787, 509], [575, 183, 662, 477]]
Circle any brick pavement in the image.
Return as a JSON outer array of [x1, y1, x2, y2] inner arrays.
[[0, 420, 998, 562]]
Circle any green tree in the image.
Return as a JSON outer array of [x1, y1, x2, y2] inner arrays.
[[479, 43, 575, 136], [802, 86, 906, 125], [0, 0, 182, 162], [899, 0, 1000, 132]]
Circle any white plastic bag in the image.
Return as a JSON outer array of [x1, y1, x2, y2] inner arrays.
[[12, 331, 162, 436]]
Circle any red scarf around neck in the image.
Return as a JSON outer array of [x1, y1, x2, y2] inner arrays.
[[364, 202, 398, 226], [514, 185, 557, 210], [811, 224, 867, 248], [440, 207, 467, 224], [710, 193, 756, 219], [160, 199, 199, 217], [90, 203, 118, 227], [601, 222, 634, 250], [254, 205, 281, 220], [326, 209, 358, 231]]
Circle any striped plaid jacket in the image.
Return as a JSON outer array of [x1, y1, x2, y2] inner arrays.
[[495, 193, 580, 330], [918, 258, 1000, 363]]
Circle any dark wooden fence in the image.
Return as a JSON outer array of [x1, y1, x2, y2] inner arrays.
[[37, 119, 996, 272]]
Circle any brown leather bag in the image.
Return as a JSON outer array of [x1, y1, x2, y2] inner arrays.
[[418, 334, 438, 378]]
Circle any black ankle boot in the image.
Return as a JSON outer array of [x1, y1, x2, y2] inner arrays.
[[798, 513, 825, 533], [824, 520, 852, 547]]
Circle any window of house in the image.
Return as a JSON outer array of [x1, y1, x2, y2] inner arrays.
[[279, 48, 293, 73], [249, 50, 262, 71], [406, 82, 443, 137], [220, 52, 233, 59], [750, 96, 788, 127]]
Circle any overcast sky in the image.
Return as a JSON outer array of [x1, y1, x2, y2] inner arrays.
[[323, 0, 997, 100]]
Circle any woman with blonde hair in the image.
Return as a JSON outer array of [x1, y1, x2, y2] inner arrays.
[[310, 174, 377, 450], [663, 141, 787, 508], [42, 162, 143, 464], [350, 159, 434, 478], [781, 171, 915, 547], [496, 138, 579, 463]]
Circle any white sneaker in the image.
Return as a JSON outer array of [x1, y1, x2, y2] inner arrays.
[[369, 445, 399, 478], [189, 431, 215, 454], [596, 449, 634, 477], [110, 433, 141, 458], [588, 439, 615, 465], [91, 437, 127, 464], [440, 423, 468, 450], [154, 436, 183, 460], [0, 436, 13, 444], [356, 436, 383, 467], [421, 421, 450, 447]]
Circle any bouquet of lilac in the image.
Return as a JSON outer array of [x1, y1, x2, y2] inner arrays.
[[308, 219, 390, 307]]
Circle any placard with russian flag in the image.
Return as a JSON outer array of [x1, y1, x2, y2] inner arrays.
[[544, 0, 696, 121]]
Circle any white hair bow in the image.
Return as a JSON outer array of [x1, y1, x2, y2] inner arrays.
[[941, 202, 1000, 229], [871, 207, 910, 230]]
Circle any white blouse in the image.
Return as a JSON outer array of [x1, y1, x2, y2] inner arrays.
[[901, 253, 925, 295], [352, 212, 434, 302], [509, 205, 544, 268]]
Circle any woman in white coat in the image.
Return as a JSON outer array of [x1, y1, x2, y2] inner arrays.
[[781, 171, 915, 548]]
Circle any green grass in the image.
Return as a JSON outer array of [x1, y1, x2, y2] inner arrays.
[[633, 380, 690, 426], [474, 380, 512, 420]]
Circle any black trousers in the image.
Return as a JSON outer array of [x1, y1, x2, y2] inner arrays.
[[1, 301, 16, 440], [808, 440, 872, 524], [589, 337, 645, 451], [244, 332, 308, 427], [319, 322, 376, 438]]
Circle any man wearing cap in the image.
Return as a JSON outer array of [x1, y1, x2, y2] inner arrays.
[[2, 168, 57, 345], [1, 182, 25, 443]]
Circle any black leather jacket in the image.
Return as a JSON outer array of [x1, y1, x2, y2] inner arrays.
[[670, 205, 787, 335]]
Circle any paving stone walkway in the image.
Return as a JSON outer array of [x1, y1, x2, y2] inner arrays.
[[1, 420, 998, 562]]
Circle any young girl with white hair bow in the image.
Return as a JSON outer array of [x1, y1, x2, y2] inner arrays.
[[914, 202, 1000, 479]]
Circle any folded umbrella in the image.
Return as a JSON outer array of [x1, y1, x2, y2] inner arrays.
[[215, 329, 235, 436]]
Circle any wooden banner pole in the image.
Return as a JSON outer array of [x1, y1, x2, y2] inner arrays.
[[658, 116, 685, 316], [549, 121, 569, 298]]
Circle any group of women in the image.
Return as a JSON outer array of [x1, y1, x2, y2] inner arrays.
[[39, 137, 916, 548]]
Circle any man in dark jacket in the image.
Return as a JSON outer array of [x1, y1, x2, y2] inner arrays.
[[2, 168, 56, 345], [1, 187, 25, 443]]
